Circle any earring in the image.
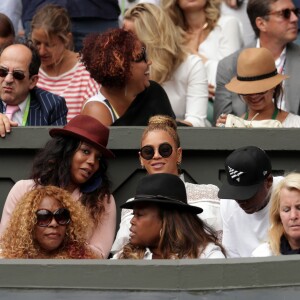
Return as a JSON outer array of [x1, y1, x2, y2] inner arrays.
[[159, 229, 162, 237], [141, 164, 144, 169]]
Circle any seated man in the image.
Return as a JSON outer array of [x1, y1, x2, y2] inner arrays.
[[219, 146, 283, 257], [0, 40, 67, 137]]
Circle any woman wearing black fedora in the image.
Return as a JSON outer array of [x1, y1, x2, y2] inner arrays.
[[111, 115, 222, 254], [113, 173, 226, 259], [216, 47, 300, 128], [0, 115, 116, 259]]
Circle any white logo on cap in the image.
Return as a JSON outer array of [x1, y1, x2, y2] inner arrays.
[[228, 166, 244, 182]]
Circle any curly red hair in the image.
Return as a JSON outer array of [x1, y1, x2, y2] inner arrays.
[[81, 28, 140, 89]]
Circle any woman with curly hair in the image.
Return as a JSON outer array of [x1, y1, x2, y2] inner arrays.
[[1, 186, 95, 259], [123, 3, 209, 127], [111, 115, 222, 253], [252, 173, 300, 256], [113, 173, 226, 259], [161, 0, 243, 96], [80, 28, 176, 126], [0, 114, 116, 259]]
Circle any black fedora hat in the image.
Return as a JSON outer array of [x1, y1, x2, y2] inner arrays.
[[49, 115, 115, 158], [121, 173, 203, 214]]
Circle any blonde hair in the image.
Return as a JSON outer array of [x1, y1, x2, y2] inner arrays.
[[269, 173, 300, 255], [161, 0, 221, 34], [1, 186, 94, 258], [124, 3, 187, 84], [31, 4, 73, 50], [141, 115, 180, 148]]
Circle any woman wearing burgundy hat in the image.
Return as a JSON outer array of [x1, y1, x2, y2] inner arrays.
[[0, 114, 116, 259]]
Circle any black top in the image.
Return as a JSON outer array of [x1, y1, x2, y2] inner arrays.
[[112, 81, 176, 126]]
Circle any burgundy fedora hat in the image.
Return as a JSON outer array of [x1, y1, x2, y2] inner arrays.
[[49, 115, 115, 158]]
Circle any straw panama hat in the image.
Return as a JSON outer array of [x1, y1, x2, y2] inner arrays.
[[225, 48, 289, 95]]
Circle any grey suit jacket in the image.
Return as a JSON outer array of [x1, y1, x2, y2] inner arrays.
[[213, 41, 300, 125]]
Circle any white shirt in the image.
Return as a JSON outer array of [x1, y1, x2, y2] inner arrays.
[[162, 54, 209, 127], [220, 176, 283, 258], [199, 15, 244, 86]]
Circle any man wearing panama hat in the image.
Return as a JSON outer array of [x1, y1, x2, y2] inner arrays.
[[214, 0, 300, 124]]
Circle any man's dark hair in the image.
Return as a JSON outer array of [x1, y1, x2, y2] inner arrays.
[[247, 0, 278, 37]]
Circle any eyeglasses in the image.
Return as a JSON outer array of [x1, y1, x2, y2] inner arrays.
[[133, 47, 148, 63], [140, 143, 173, 160], [0, 67, 26, 80], [35, 208, 71, 227], [266, 7, 300, 19]]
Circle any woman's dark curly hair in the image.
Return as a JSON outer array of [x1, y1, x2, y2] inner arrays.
[[30, 136, 111, 223], [80, 28, 140, 89]]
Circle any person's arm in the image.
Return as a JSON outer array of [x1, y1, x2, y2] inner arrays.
[[0, 113, 18, 138], [220, 200, 240, 258], [213, 55, 236, 125], [50, 96, 68, 126], [88, 194, 116, 258], [111, 203, 134, 254], [0, 180, 33, 236], [184, 55, 209, 127], [81, 101, 113, 126]]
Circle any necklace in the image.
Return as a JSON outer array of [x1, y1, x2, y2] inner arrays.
[[244, 106, 279, 120]]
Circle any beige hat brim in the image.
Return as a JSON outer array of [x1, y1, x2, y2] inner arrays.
[[225, 74, 289, 94]]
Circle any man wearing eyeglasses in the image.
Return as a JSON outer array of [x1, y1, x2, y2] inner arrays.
[[0, 41, 67, 137], [214, 0, 300, 124]]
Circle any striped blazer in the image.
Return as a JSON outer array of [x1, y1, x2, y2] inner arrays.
[[0, 87, 68, 126]]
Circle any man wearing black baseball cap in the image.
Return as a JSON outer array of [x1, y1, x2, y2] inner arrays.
[[218, 146, 283, 257]]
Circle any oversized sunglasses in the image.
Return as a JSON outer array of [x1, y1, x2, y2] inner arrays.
[[267, 7, 300, 19], [35, 208, 71, 227], [140, 143, 173, 160], [133, 47, 148, 63], [0, 67, 26, 80]]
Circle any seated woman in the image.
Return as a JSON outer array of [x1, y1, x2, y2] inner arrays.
[[30, 4, 100, 121], [216, 48, 300, 128], [123, 3, 209, 127], [113, 173, 226, 259], [80, 28, 176, 126], [111, 115, 222, 253], [252, 172, 300, 256], [0, 186, 95, 258], [161, 0, 243, 96], [0, 114, 116, 259]]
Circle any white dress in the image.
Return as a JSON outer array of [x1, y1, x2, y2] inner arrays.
[[199, 15, 243, 87], [162, 54, 209, 127]]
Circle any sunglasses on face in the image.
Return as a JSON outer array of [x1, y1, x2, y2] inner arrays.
[[133, 47, 148, 63], [267, 7, 300, 19], [0, 67, 26, 80], [140, 143, 173, 160], [35, 208, 71, 227]]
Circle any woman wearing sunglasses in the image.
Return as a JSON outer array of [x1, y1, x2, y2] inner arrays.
[[113, 173, 226, 259], [111, 115, 222, 253], [0, 186, 95, 259], [123, 3, 209, 127], [80, 28, 176, 126], [216, 47, 300, 128], [0, 114, 116, 259]]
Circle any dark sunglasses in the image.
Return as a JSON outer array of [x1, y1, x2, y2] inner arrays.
[[0, 67, 26, 80], [140, 143, 173, 160], [267, 7, 300, 19], [133, 47, 148, 63], [35, 208, 71, 227], [240, 90, 269, 97]]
